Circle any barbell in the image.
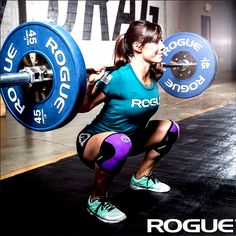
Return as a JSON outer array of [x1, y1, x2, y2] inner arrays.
[[0, 21, 217, 132]]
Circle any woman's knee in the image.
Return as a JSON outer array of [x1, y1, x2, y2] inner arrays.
[[153, 120, 180, 155], [77, 132, 132, 173], [97, 133, 132, 173]]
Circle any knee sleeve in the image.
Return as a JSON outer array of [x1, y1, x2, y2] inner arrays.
[[96, 133, 132, 173], [154, 121, 180, 155]]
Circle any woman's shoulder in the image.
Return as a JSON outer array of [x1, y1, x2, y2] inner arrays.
[[112, 64, 130, 74], [111, 64, 132, 79]]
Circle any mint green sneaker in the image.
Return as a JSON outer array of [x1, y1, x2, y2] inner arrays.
[[87, 196, 127, 223], [130, 174, 170, 193]]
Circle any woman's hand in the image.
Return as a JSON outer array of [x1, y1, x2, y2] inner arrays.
[[151, 63, 164, 81], [87, 65, 106, 86]]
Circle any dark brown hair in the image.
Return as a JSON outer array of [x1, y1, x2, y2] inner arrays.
[[114, 20, 162, 67]]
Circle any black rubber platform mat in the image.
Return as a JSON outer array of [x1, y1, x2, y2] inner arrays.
[[1, 103, 236, 236]]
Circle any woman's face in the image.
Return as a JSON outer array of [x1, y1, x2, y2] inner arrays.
[[141, 40, 165, 63]]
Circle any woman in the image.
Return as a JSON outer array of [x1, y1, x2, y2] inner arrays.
[[77, 20, 180, 224]]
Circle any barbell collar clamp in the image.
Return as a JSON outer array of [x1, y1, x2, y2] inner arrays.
[[21, 66, 53, 84]]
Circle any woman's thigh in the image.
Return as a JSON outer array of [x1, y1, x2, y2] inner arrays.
[[143, 119, 172, 148], [79, 131, 115, 163]]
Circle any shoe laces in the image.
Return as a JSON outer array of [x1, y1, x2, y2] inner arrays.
[[95, 199, 116, 214], [147, 174, 159, 184]]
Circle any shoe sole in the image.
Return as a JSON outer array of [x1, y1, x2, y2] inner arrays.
[[87, 208, 127, 224], [130, 184, 170, 193]]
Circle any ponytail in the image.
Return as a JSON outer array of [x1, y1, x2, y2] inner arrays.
[[113, 34, 131, 68]]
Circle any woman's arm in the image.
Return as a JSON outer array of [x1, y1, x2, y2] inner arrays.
[[79, 67, 107, 113]]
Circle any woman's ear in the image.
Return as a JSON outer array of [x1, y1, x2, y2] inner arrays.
[[132, 42, 142, 53]]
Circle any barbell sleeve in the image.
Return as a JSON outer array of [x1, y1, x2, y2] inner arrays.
[[0, 72, 31, 88]]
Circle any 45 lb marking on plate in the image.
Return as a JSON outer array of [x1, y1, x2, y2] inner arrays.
[[24, 30, 37, 46]]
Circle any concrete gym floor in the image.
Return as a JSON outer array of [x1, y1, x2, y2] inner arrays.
[[0, 71, 235, 180]]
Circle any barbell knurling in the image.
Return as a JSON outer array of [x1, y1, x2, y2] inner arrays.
[[86, 63, 197, 75]]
